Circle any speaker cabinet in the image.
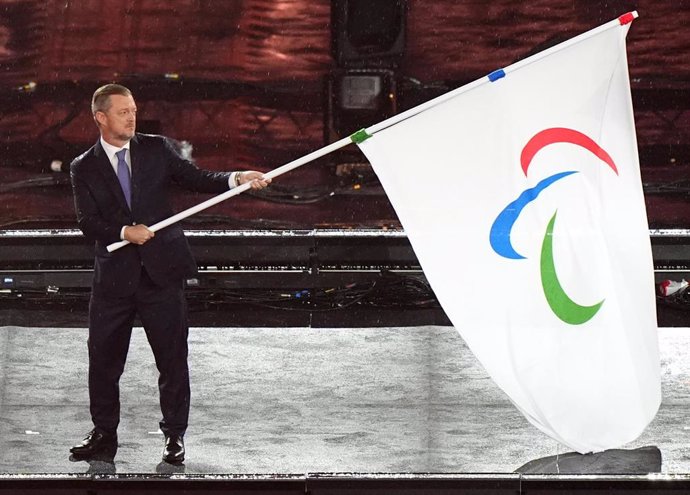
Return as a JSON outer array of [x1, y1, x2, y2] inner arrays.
[[331, 0, 407, 67]]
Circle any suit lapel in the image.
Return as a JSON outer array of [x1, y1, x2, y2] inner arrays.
[[129, 134, 141, 213], [93, 139, 131, 213]]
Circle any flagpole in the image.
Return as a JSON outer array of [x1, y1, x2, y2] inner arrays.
[[107, 11, 637, 253], [106, 135, 354, 251]]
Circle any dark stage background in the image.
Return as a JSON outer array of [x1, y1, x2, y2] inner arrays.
[[0, 2, 689, 490], [0, 0, 688, 231]]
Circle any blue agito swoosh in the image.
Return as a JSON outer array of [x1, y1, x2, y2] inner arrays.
[[490, 171, 577, 260]]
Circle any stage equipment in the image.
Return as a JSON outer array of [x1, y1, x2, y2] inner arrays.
[[0, 229, 421, 290], [0, 228, 447, 328], [0, 228, 688, 328], [331, 0, 407, 68], [1, 472, 690, 494], [324, 68, 397, 144]]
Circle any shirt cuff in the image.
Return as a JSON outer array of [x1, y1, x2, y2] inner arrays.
[[229, 171, 241, 189], [120, 226, 127, 240]]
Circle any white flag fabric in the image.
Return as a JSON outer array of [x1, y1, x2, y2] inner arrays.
[[357, 13, 660, 453]]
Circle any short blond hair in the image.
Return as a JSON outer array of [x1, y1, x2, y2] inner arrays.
[[91, 84, 132, 116]]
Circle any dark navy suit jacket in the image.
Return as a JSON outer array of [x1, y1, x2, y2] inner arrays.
[[70, 133, 231, 297]]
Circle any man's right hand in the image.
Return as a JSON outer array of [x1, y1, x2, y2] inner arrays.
[[123, 224, 155, 245]]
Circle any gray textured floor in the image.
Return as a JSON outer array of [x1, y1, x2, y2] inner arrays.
[[0, 325, 687, 474]]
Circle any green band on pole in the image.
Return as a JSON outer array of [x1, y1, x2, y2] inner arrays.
[[350, 128, 372, 144]]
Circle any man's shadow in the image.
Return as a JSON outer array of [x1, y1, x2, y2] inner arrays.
[[69, 444, 117, 474], [68, 444, 186, 474], [156, 461, 186, 474]]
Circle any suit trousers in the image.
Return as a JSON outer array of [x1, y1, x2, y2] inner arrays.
[[87, 267, 190, 437]]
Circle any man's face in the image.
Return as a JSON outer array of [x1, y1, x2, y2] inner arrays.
[[97, 94, 137, 145]]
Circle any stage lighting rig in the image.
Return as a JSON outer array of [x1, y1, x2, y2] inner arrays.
[[325, 68, 397, 141], [324, 68, 397, 183]]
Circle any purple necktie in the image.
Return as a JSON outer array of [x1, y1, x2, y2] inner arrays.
[[115, 149, 131, 208]]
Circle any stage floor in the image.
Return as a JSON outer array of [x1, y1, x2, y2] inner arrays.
[[0, 325, 688, 475]]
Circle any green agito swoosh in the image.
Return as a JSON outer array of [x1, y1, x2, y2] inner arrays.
[[540, 211, 604, 325]]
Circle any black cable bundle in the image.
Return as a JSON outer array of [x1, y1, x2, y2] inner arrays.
[[186, 271, 439, 313]]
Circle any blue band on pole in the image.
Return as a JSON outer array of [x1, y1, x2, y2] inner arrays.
[[488, 69, 506, 82]]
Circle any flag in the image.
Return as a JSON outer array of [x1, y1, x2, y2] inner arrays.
[[357, 13, 660, 453]]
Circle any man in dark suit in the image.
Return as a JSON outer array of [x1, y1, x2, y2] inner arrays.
[[69, 83, 269, 464]]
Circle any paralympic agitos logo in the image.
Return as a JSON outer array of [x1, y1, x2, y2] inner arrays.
[[489, 128, 619, 325]]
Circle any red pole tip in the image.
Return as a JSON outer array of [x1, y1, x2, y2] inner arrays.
[[618, 12, 635, 25]]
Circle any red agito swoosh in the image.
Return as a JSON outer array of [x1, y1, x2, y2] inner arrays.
[[520, 127, 619, 176]]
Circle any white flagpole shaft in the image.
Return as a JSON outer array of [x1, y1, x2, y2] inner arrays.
[[106, 135, 353, 252], [107, 11, 636, 253]]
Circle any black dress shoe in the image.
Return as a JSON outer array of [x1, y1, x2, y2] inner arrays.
[[162, 434, 185, 464], [70, 429, 117, 458]]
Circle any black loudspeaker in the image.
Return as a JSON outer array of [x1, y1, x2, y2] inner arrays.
[[331, 0, 406, 67]]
